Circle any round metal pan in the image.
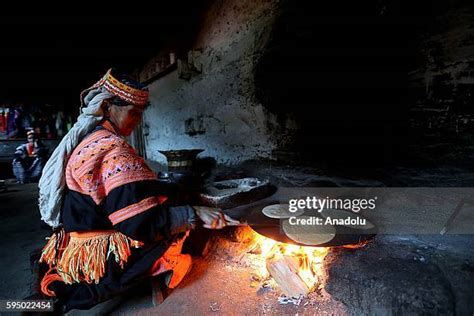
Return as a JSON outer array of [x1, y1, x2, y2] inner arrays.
[[240, 203, 377, 247]]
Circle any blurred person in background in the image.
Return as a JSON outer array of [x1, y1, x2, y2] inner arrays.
[[12, 130, 48, 183]]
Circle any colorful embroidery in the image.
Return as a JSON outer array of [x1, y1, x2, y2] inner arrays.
[[80, 68, 148, 107], [108, 196, 168, 225], [66, 126, 156, 205]]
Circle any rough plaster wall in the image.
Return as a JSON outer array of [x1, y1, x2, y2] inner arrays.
[[143, 0, 283, 166]]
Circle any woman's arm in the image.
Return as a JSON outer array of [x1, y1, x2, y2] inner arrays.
[[104, 180, 197, 243], [104, 180, 240, 243]]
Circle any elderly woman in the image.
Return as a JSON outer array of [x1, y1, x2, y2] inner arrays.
[[37, 69, 239, 312]]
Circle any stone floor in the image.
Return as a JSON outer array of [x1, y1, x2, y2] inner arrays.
[[1, 180, 473, 315]]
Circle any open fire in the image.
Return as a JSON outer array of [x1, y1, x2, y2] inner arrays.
[[248, 231, 330, 297], [240, 228, 370, 298]]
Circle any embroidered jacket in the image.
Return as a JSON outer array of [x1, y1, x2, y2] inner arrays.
[[59, 120, 196, 240]]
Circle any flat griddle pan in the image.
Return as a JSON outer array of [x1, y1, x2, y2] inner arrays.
[[225, 200, 376, 247]]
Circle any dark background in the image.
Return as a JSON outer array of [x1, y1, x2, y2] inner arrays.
[[0, 6, 208, 111], [254, 0, 455, 167], [1, 0, 472, 169], [0, 1, 440, 108]]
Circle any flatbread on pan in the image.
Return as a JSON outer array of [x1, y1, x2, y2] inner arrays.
[[282, 216, 336, 245], [319, 209, 375, 229], [262, 204, 304, 219]]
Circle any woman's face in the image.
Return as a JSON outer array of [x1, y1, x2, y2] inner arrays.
[[108, 104, 144, 136]]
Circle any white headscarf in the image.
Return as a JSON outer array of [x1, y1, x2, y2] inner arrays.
[[38, 87, 115, 228]]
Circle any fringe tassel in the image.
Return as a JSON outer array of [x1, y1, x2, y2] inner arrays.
[[39, 230, 142, 285], [39, 233, 59, 266], [40, 267, 63, 297]]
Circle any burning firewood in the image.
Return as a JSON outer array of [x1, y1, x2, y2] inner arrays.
[[266, 255, 311, 297]]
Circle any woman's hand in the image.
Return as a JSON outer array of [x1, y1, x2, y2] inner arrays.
[[193, 206, 241, 229]]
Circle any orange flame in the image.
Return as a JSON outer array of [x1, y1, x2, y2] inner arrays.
[[252, 232, 330, 291]]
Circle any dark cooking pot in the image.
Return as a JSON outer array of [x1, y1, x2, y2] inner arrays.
[[158, 149, 204, 171]]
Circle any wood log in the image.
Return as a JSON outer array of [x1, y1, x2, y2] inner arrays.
[[266, 255, 310, 297]]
